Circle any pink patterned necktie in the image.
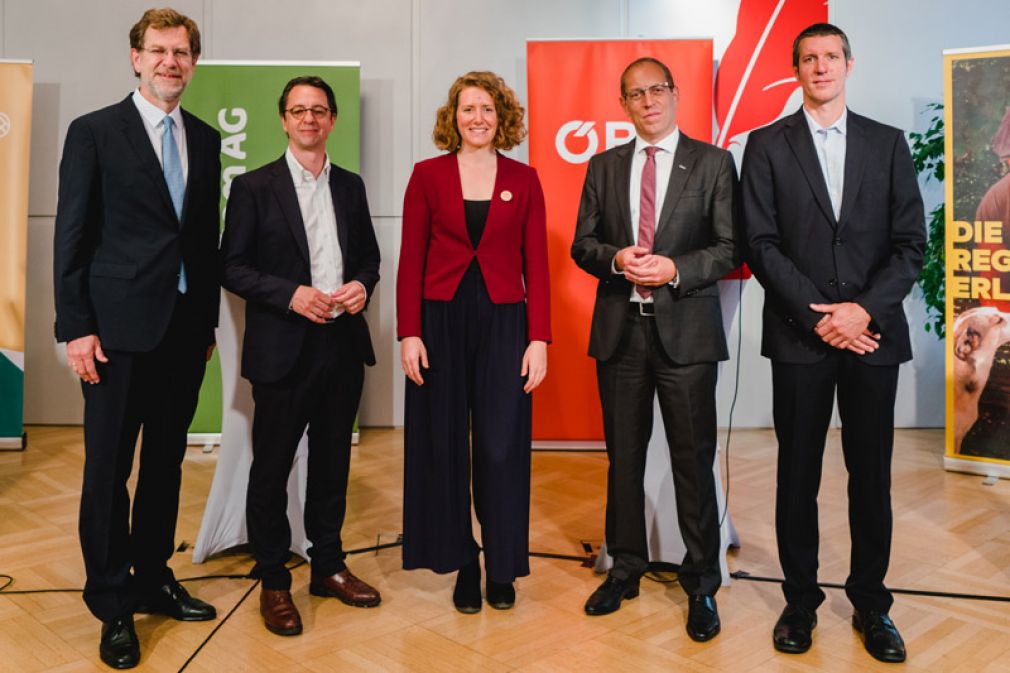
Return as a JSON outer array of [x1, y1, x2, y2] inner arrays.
[[636, 145, 659, 299]]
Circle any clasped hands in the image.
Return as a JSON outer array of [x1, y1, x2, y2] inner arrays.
[[290, 282, 366, 323], [400, 337, 547, 393], [810, 302, 880, 355], [615, 246, 677, 286]]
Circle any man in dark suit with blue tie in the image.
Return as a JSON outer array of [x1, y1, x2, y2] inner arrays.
[[220, 76, 381, 637], [53, 8, 220, 669], [571, 57, 739, 641], [741, 23, 925, 663]]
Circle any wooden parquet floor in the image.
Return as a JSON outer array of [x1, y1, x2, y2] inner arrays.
[[0, 426, 1008, 672]]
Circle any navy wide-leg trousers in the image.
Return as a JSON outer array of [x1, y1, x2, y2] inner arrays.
[[403, 266, 532, 584]]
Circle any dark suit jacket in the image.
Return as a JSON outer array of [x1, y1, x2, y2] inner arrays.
[[396, 152, 551, 342], [53, 95, 222, 350], [741, 108, 926, 365], [221, 155, 380, 384], [571, 133, 740, 363]]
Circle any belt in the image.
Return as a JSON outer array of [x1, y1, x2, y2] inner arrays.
[[631, 302, 655, 317]]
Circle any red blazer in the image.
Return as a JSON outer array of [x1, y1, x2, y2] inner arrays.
[[397, 152, 551, 342]]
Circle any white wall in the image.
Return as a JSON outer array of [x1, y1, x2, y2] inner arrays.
[[7, 0, 1006, 428]]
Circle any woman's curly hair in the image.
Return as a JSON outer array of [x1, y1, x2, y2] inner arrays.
[[432, 71, 527, 152]]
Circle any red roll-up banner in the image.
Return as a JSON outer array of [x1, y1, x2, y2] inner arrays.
[[528, 40, 713, 442]]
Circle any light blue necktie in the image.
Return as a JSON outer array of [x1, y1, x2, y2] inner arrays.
[[162, 115, 187, 294], [816, 127, 843, 221]]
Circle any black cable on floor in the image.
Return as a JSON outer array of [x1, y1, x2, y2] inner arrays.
[[178, 573, 256, 582], [730, 570, 1010, 603], [346, 540, 403, 555], [522, 553, 1010, 604], [719, 272, 745, 529], [0, 576, 80, 594], [177, 578, 259, 673], [0, 541, 399, 597], [529, 551, 591, 563]]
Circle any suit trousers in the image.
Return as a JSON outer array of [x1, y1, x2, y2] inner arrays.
[[597, 310, 721, 596], [402, 265, 531, 584], [247, 317, 364, 590], [772, 352, 899, 613], [79, 291, 208, 622]]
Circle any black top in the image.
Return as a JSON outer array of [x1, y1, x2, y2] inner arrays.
[[464, 199, 490, 249]]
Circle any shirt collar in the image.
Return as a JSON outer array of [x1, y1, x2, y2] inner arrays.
[[802, 106, 848, 137], [132, 88, 183, 131], [285, 147, 330, 184], [634, 126, 680, 156]]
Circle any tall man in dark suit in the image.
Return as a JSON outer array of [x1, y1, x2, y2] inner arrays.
[[571, 57, 739, 641], [741, 23, 924, 663], [53, 8, 220, 669], [220, 76, 381, 637]]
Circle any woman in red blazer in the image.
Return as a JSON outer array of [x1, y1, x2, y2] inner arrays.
[[397, 71, 551, 613]]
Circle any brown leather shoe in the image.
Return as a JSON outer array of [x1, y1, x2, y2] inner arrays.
[[309, 569, 381, 607], [259, 589, 302, 636]]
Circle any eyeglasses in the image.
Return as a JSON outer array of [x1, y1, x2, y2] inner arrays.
[[285, 106, 333, 120], [139, 47, 193, 62], [624, 83, 673, 103]]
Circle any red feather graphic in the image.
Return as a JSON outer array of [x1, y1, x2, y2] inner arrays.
[[715, 0, 827, 280], [715, 0, 828, 150]]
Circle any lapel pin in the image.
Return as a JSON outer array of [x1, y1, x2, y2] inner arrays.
[[678, 164, 687, 170], [500, 190, 513, 202]]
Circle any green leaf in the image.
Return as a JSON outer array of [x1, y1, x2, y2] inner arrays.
[[910, 105, 945, 340]]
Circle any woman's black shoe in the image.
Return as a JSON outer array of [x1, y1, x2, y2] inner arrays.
[[453, 559, 482, 614], [486, 580, 515, 609]]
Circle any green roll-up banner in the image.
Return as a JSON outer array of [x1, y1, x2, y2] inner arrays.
[[181, 61, 361, 441], [0, 60, 32, 450]]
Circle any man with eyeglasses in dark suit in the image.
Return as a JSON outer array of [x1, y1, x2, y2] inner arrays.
[[220, 76, 381, 637], [53, 8, 220, 669], [571, 56, 740, 641]]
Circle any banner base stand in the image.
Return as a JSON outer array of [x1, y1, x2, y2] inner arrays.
[[188, 432, 360, 450], [188, 433, 221, 451], [944, 456, 1010, 480], [532, 440, 605, 451], [0, 433, 27, 451]]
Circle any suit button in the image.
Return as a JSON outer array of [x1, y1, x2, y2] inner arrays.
[[841, 281, 848, 287], [833, 237, 843, 245], [828, 279, 837, 286]]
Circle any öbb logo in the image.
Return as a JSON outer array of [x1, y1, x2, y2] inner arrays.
[[555, 120, 635, 163]]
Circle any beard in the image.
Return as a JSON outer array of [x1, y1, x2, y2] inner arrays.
[[143, 72, 186, 103]]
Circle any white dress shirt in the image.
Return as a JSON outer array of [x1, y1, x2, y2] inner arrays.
[[803, 106, 847, 221], [132, 89, 188, 181], [285, 148, 347, 317], [619, 127, 681, 303]]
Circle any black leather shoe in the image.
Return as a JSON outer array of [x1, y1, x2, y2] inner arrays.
[[453, 559, 482, 614], [583, 575, 640, 616], [136, 581, 216, 622], [773, 604, 817, 653], [486, 580, 515, 610], [686, 594, 721, 641], [99, 616, 140, 669], [853, 610, 906, 663]]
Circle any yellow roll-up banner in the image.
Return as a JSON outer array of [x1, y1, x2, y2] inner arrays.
[[944, 46, 1010, 476], [0, 60, 32, 448]]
